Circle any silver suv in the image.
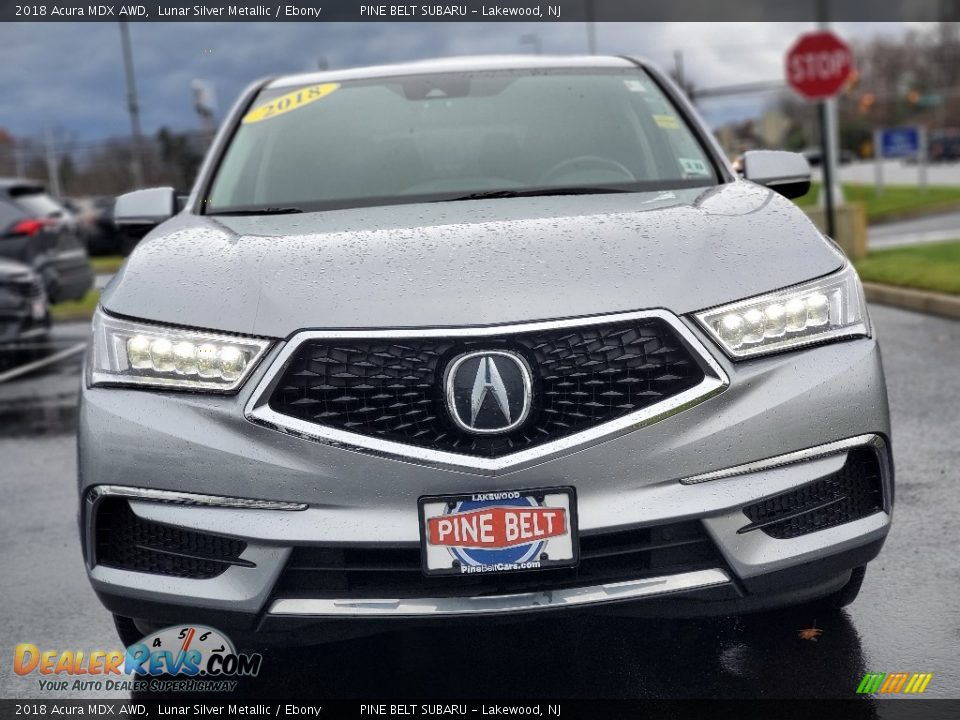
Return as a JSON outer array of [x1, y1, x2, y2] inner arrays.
[[80, 56, 892, 646]]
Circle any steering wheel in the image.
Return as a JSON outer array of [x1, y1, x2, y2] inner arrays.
[[537, 155, 636, 185]]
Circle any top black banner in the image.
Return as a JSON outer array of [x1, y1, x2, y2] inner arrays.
[[5, 0, 960, 22]]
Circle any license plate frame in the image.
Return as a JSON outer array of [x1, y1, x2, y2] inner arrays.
[[418, 487, 578, 577]]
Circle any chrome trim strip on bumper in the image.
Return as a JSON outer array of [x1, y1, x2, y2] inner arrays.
[[268, 568, 731, 617], [86, 485, 308, 511], [244, 310, 730, 475], [83, 485, 306, 570], [678, 433, 886, 486]]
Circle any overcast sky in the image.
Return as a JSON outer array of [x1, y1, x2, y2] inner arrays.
[[0, 21, 920, 143]]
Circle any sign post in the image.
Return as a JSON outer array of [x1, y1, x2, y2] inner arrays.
[[919, 125, 928, 194], [873, 128, 884, 196], [785, 30, 854, 239]]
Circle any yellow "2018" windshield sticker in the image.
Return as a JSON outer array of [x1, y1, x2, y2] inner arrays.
[[242, 83, 340, 124], [653, 114, 680, 130]]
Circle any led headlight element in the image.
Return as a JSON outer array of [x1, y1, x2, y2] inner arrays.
[[89, 309, 272, 392], [694, 263, 870, 359]]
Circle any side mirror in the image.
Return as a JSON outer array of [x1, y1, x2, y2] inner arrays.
[[113, 187, 177, 237], [742, 150, 811, 199]]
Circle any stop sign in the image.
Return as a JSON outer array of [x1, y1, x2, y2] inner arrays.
[[785, 30, 854, 100]]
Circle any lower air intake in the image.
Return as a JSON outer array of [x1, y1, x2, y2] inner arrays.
[[740, 447, 884, 539], [95, 498, 249, 579]]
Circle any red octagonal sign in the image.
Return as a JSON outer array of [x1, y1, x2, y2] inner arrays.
[[785, 30, 854, 100]]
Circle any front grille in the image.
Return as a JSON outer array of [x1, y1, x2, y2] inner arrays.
[[273, 520, 723, 599], [18, 277, 44, 299], [0, 276, 42, 318], [3, 275, 43, 301], [268, 318, 705, 458], [740, 447, 884, 539], [95, 498, 249, 579]]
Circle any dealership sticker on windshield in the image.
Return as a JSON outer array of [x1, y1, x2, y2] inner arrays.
[[419, 488, 578, 576], [679, 157, 710, 176], [242, 82, 340, 124]]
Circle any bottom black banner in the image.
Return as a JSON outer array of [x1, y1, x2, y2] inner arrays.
[[2, 699, 959, 720]]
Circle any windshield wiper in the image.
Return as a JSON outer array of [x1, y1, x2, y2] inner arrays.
[[437, 187, 635, 202], [210, 207, 304, 216]]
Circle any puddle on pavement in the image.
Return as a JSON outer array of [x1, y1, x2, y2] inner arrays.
[[0, 346, 83, 438], [0, 393, 79, 437]]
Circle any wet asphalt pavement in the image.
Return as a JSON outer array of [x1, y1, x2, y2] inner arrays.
[[869, 209, 960, 249], [0, 306, 957, 701]]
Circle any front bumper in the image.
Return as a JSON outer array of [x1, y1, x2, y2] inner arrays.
[[78, 332, 892, 635], [0, 298, 49, 345], [0, 319, 48, 345]]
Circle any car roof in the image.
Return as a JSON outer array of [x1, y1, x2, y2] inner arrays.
[[0, 178, 45, 192], [267, 54, 643, 90]]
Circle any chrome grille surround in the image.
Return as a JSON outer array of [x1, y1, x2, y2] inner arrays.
[[244, 310, 729, 475]]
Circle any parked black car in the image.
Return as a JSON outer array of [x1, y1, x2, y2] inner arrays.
[[0, 258, 49, 346], [63, 196, 120, 256], [0, 179, 94, 303], [929, 129, 960, 163]]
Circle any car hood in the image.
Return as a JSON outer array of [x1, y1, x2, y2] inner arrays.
[[103, 182, 844, 338], [0, 258, 35, 281]]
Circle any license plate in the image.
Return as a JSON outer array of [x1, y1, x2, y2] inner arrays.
[[31, 299, 46, 320], [418, 487, 578, 576]]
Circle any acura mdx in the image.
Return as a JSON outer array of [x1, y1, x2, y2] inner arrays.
[[79, 56, 893, 645]]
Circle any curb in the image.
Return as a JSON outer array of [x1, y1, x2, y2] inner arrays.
[[866, 202, 960, 227], [863, 282, 960, 320], [51, 312, 94, 323]]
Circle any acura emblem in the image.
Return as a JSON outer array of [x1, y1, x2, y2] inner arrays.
[[444, 351, 533, 434]]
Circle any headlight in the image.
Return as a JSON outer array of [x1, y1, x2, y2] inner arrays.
[[694, 264, 869, 359], [89, 309, 272, 392]]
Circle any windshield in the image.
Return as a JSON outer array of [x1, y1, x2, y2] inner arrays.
[[205, 68, 719, 214]]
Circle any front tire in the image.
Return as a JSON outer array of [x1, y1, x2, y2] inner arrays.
[[824, 565, 867, 609]]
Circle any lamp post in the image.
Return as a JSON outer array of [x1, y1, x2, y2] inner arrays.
[[119, 21, 145, 188], [191, 79, 218, 138]]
